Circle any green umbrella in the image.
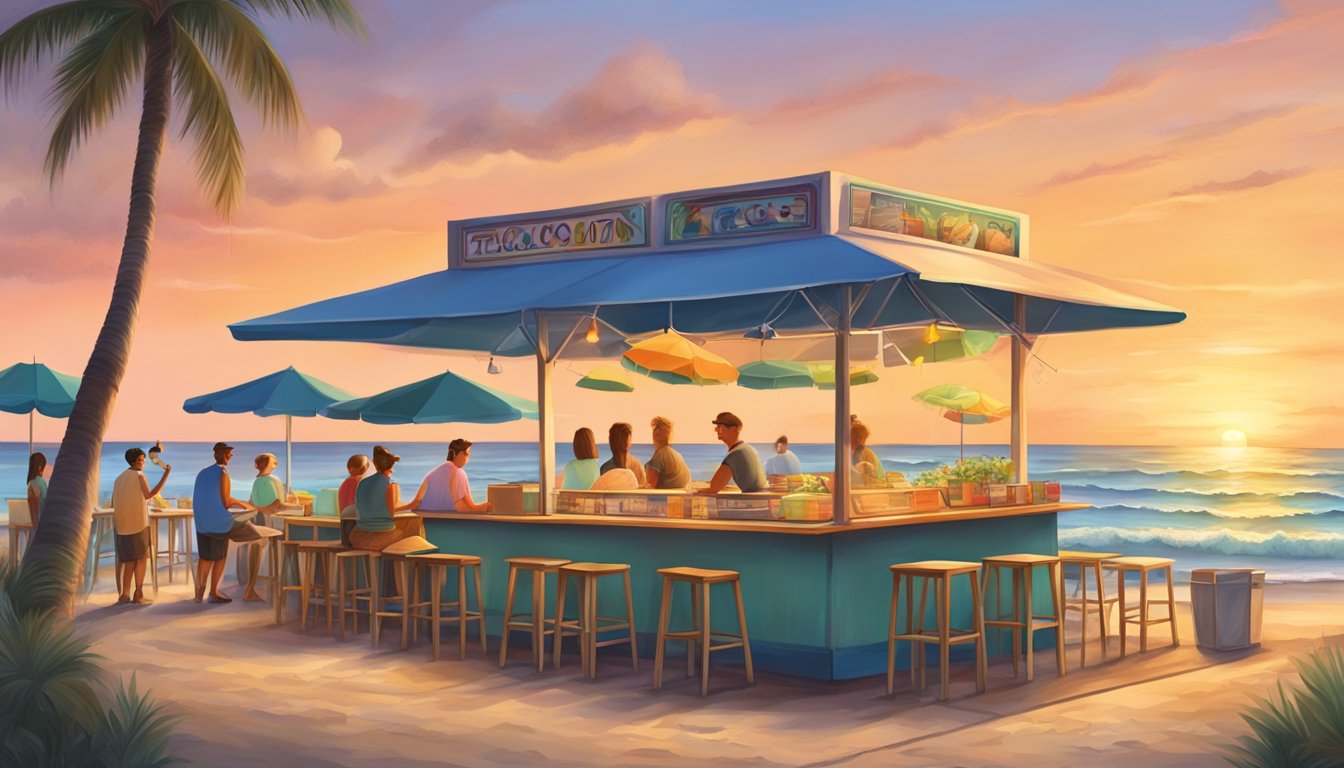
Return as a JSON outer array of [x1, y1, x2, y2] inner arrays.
[[736, 360, 814, 390], [576, 365, 635, 393], [883, 327, 1001, 367], [0, 361, 81, 456], [809, 363, 879, 390], [912, 384, 1010, 459]]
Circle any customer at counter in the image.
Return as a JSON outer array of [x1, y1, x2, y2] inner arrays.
[[559, 428, 602, 489], [351, 445, 419, 550], [338, 453, 369, 546], [644, 416, 691, 490], [764, 435, 803, 476], [699, 412, 769, 494], [406, 438, 490, 512], [851, 418, 886, 486], [600, 422, 647, 486]]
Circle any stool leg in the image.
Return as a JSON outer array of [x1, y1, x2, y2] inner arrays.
[[337, 558, 347, 641], [324, 553, 335, 633], [584, 576, 597, 678], [916, 576, 930, 691], [300, 551, 313, 631], [370, 557, 381, 647], [969, 571, 986, 694], [473, 565, 487, 656], [457, 564, 469, 660], [1095, 562, 1109, 655], [938, 575, 951, 701], [623, 570, 638, 672], [1166, 566, 1180, 646], [887, 572, 899, 696], [553, 572, 568, 669], [654, 576, 671, 689], [167, 520, 175, 583], [1010, 567, 1022, 679], [150, 523, 159, 595], [401, 559, 414, 652], [1118, 571, 1127, 657], [1139, 570, 1149, 653], [688, 581, 700, 679], [733, 578, 752, 685], [529, 569, 542, 669], [1050, 562, 1065, 676], [272, 540, 283, 626], [1077, 563, 1088, 667], [905, 573, 915, 690], [1024, 565, 1035, 682], [699, 581, 711, 697], [500, 565, 518, 668], [431, 565, 443, 661]]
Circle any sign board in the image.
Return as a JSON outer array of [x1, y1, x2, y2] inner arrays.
[[665, 183, 816, 245], [848, 183, 1020, 257], [462, 201, 649, 264]]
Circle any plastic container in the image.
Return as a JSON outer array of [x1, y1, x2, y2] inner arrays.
[[1190, 568, 1264, 650]]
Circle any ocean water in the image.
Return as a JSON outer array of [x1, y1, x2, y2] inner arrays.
[[4, 441, 1341, 583]]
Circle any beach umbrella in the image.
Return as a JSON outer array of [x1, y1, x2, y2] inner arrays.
[[736, 360, 815, 390], [912, 384, 1010, 459], [0, 361, 81, 456], [621, 330, 738, 385], [321, 370, 538, 424], [183, 366, 355, 493], [883, 327, 1002, 367], [808, 363, 879, 390], [576, 365, 635, 393]]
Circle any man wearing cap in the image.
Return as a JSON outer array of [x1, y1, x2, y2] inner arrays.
[[192, 442, 263, 603], [699, 412, 769, 494], [407, 438, 490, 513], [764, 435, 804, 476]]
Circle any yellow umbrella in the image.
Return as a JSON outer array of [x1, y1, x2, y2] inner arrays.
[[621, 330, 739, 385], [808, 363, 879, 390], [576, 365, 635, 392]]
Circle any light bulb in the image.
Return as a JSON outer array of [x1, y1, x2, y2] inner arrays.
[[585, 317, 600, 344], [487, 357, 501, 375], [922, 323, 941, 344]]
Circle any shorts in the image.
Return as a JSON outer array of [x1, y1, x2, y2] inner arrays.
[[348, 526, 410, 552], [115, 528, 150, 563], [197, 520, 263, 562]]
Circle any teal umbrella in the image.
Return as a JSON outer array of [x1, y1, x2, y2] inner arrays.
[[183, 366, 355, 492], [0, 361, 81, 456], [321, 370, 538, 425], [736, 360, 814, 390]]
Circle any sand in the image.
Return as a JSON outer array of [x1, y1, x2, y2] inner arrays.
[[53, 563, 1343, 768]]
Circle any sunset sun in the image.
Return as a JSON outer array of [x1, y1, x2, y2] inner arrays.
[[1221, 428, 1248, 447]]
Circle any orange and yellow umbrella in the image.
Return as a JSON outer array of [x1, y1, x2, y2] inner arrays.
[[621, 330, 738, 385]]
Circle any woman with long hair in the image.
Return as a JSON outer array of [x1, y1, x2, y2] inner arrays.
[[26, 452, 48, 526]]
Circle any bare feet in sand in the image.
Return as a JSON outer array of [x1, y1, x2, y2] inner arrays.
[[132, 590, 153, 605], [243, 590, 266, 602], [209, 592, 232, 603], [193, 589, 205, 603]]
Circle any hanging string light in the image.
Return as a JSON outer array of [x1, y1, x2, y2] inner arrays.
[[487, 356, 501, 374], [585, 316, 600, 344], [922, 322, 942, 344]]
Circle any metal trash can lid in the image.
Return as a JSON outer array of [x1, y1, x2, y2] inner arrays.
[[1190, 568, 1265, 584]]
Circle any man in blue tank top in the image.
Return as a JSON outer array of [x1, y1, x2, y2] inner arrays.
[[192, 442, 261, 603]]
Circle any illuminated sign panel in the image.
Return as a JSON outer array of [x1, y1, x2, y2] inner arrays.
[[462, 202, 648, 263], [849, 184, 1020, 257], [666, 184, 816, 244]]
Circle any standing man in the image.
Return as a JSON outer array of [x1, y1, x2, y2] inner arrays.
[[763, 435, 804, 476], [192, 442, 261, 603], [699, 412, 769, 494], [112, 447, 171, 605]]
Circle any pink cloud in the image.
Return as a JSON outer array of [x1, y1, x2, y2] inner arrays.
[[757, 69, 956, 123], [1031, 153, 1170, 192], [398, 44, 722, 170], [1171, 167, 1310, 197]]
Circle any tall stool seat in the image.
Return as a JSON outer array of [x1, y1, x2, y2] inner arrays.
[[555, 562, 637, 678], [1058, 550, 1122, 666], [981, 553, 1065, 681], [298, 541, 346, 632], [336, 549, 376, 640], [1105, 556, 1180, 655], [407, 553, 487, 661], [653, 567, 753, 696], [500, 557, 571, 670], [887, 561, 986, 701], [273, 539, 304, 626], [149, 509, 195, 589]]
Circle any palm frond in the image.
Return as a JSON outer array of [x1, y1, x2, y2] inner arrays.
[[1293, 646, 1344, 756], [0, 555, 65, 617], [172, 1, 301, 130], [171, 20, 244, 214], [0, 1, 117, 94], [234, 0, 367, 40], [1222, 646, 1344, 767], [43, 5, 147, 181], [0, 593, 106, 738], [97, 673, 182, 768]]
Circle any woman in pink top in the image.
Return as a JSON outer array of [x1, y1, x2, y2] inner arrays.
[[338, 453, 368, 546]]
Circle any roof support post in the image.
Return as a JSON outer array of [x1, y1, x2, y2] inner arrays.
[[1010, 295, 1030, 483], [536, 313, 556, 515], [832, 285, 852, 526]]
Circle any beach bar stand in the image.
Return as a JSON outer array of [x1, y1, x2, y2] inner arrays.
[[230, 171, 1185, 681]]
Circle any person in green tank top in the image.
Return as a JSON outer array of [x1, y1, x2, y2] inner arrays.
[[26, 452, 47, 527], [558, 428, 601, 489]]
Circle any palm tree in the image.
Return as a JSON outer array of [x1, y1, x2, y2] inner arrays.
[[0, 0, 364, 612]]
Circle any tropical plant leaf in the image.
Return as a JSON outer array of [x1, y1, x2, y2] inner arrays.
[[0, 1, 114, 92], [97, 673, 182, 768], [1222, 646, 1344, 767], [170, 19, 245, 213], [239, 0, 367, 39]]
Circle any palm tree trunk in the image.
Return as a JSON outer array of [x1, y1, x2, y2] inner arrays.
[[22, 19, 174, 614]]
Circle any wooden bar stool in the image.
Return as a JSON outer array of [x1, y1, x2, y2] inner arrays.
[[887, 561, 986, 701], [407, 553, 487, 661], [1107, 556, 1180, 655], [336, 549, 376, 640], [5, 499, 34, 563], [653, 567, 753, 696], [1058, 550, 1122, 666], [499, 557, 571, 670], [370, 552, 415, 650], [554, 562, 637, 679], [981, 553, 1065, 681], [150, 509, 194, 587], [273, 539, 304, 625], [298, 541, 346, 632]]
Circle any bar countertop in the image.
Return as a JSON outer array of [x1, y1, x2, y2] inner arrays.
[[417, 501, 1088, 535]]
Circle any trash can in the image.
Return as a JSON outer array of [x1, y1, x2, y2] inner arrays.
[[1190, 568, 1264, 650]]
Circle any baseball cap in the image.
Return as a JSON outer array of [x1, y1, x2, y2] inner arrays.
[[212, 441, 234, 453], [711, 412, 742, 428]]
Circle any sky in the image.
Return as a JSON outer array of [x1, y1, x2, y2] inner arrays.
[[1, 0, 1341, 449]]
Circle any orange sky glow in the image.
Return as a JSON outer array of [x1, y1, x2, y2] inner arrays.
[[2, 0, 1341, 449]]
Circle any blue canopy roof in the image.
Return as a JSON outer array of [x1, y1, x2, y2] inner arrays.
[[230, 233, 1183, 356]]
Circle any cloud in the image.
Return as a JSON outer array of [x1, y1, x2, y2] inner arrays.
[[1106, 278, 1335, 296], [1160, 104, 1303, 144], [1031, 153, 1170, 192], [1081, 167, 1312, 226], [246, 126, 391, 206], [159, 277, 248, 292], [757, 69, 955, 122], [398, 44, 722, 171], [1171, 167, 1310, 197]]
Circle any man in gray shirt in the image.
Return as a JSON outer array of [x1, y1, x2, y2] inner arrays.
[[699, 411, 768, 494]]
